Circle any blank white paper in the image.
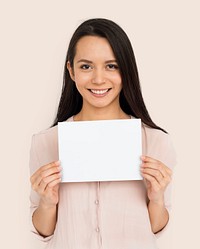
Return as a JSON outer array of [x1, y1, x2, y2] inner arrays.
[[58, 119, 142, 182]]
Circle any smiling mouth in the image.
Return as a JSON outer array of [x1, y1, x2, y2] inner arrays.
[[89, 88, 111, 95]]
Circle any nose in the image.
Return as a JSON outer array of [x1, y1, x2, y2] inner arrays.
[[91, 68, 106, 84]]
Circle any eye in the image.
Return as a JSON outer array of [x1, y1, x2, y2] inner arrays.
[[107, 64, 119, 70], [80, 64, 92, 70]]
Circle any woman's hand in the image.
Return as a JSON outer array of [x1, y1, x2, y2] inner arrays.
[[30, 161, 62, 208], [140, 156, 172, 204]]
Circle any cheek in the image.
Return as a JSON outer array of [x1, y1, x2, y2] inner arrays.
[[74, 75, 90, 94], [74, 73, 91, 86], [111, 74, 122, 86]]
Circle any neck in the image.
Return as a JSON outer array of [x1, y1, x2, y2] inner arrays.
[[74, 105, 130, 121]]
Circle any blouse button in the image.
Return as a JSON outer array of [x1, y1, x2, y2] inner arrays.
[[96, 227, 100, 232], [95, 200, 99, 205]]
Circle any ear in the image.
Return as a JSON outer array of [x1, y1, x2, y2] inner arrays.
[[67, 61, 75, 81]]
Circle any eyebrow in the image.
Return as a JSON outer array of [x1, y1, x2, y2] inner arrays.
[[77, 59, 117, 64]]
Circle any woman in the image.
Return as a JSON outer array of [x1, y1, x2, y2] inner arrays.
[[29, 18, 176, 249]]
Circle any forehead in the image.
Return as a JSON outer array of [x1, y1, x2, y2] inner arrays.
[[75, 35, 116, 60]]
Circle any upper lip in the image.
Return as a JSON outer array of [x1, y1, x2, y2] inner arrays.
[[88, 88, 111, 90]]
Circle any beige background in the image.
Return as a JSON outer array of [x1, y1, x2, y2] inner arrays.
[[0, 0, 199, 248]]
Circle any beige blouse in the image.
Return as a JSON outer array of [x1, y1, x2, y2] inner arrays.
[[29, 116, 176, 249]]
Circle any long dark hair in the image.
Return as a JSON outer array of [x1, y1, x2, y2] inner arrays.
[[52, 18, 166, 133]]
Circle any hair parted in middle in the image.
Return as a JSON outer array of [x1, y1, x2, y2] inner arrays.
[[52, 18, 166, 133]]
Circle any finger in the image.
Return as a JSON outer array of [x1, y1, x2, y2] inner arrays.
[[39, 161, 60, 174], [141, 162, 172, 179], [141, 168, 163, 184], [48, 177, 62, 188], [161, 174, 172, 186], [141, 156, 172, 176], [40, 172, 62, 187], [141, 168, 172, 189], [141, 156, 159, 163], [165, 167, 173, 176], [141, 162, 167, 178], [31, 162, 61, 191], [40, 165, 62, 178], [141, 172, 160, 191], [36, 166, 61, 190], [31, 161, 60, 184], [39, 173, 62, 193]]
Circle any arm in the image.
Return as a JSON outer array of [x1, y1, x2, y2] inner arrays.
[[33, 202, 57, 237], [30, 161, 62, 237], [148, 199, 169, 233], [140, 156, 172, 233]]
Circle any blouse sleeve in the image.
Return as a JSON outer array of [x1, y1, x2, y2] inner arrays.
[[29, 134, 54, 243], [156, 133, 176, 237], [144, 128, 177, 237]]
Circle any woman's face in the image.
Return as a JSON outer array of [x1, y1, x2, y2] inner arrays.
[[67, 35, 122, 111]]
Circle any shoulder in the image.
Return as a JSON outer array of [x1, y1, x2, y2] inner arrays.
[[33, 116, 73, 139], [34, 125, 58, 138], [31, 126, 58, 157], [142, 123, 169, 143], [32, 116, 73, 145], [30, 126, 59, 171], [142, 124, 176, 168], [32, 125, 58, 145]]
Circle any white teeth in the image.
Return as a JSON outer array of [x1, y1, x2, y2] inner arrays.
[[90, 89, 109, 94]]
